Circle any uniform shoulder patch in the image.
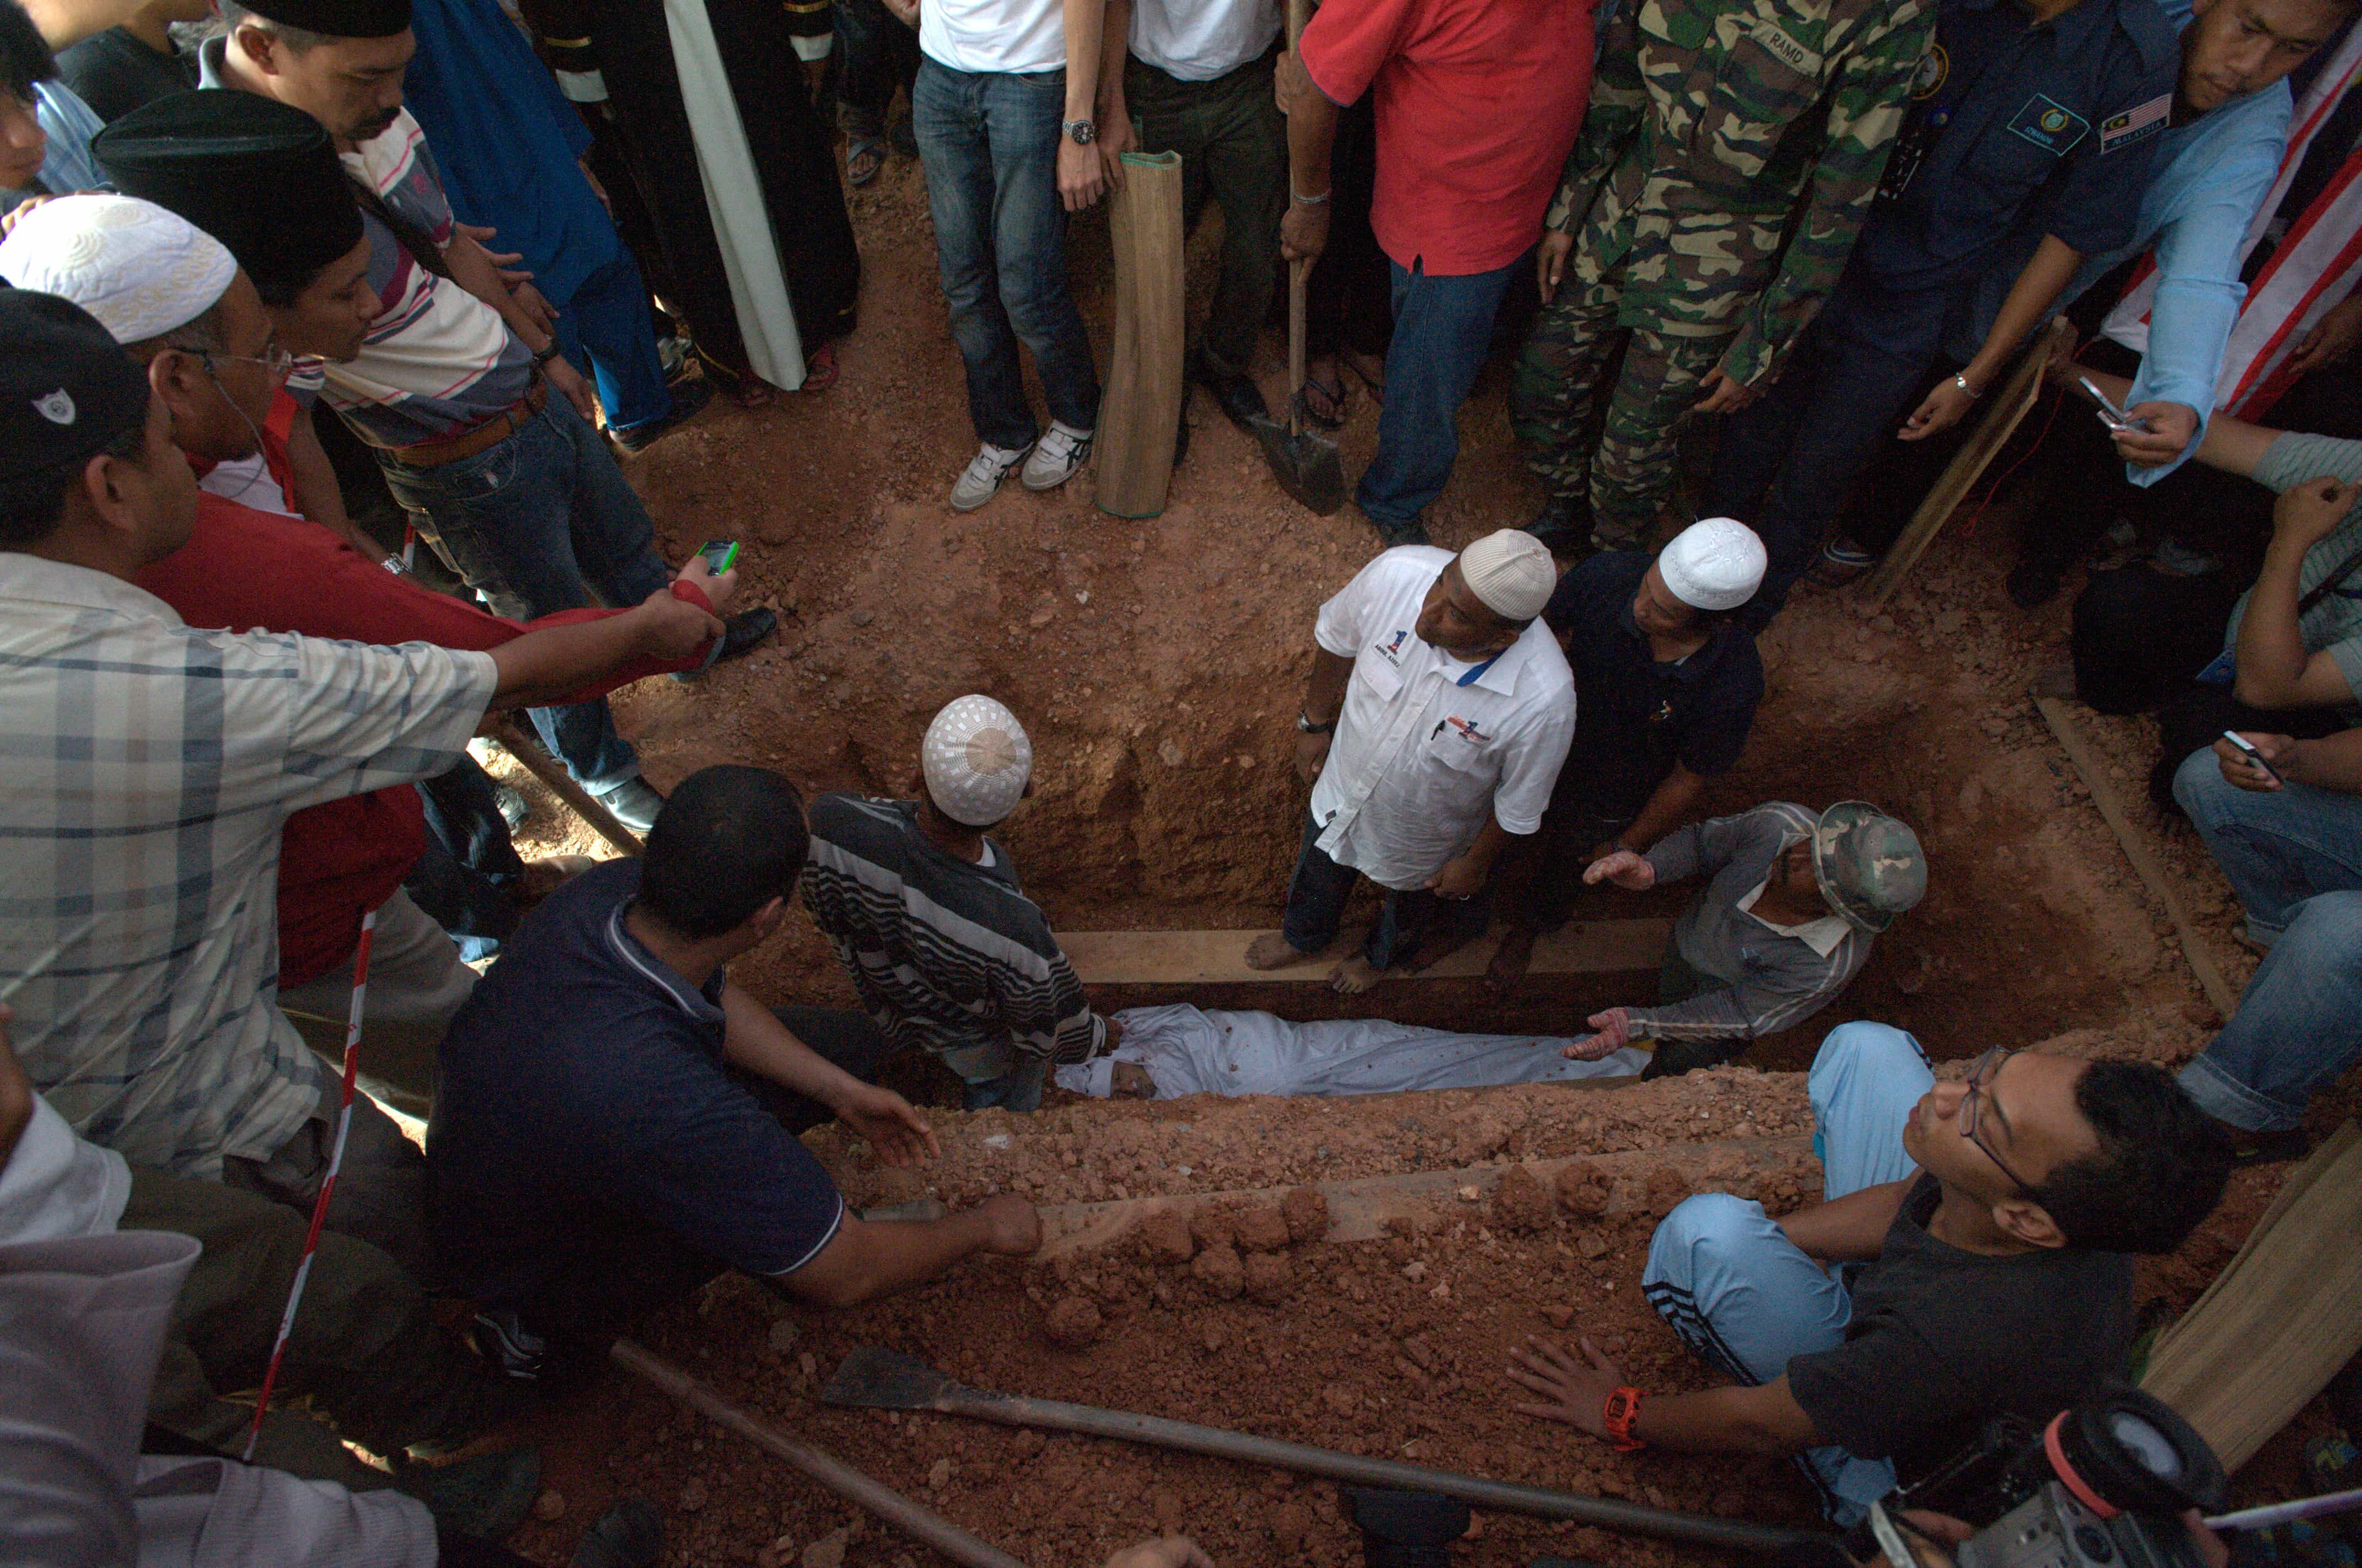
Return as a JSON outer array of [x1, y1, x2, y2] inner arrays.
[[1752, 18, 1819, 72], [1909, 42, 1947, 98], [2005, 93, 2089, 154], [2098, 93, 2171, 153]]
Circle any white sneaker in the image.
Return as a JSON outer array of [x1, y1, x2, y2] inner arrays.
[[949, 442, 1032, 512], [1021, 421, 1093, 491]]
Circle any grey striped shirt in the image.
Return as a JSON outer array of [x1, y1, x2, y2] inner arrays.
[[801, 794, 1104, 1083]]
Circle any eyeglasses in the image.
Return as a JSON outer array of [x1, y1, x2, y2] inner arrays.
[[1958, 1046, 2034, 1193], [200, 343, 297, 381]]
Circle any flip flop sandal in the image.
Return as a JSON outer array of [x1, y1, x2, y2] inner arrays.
[[1806, 538, 1876, 587], [1298, 371, 1347, 429], [801, 340, 840, 393], [1343, 351, 1387, 406], [845, 136, 885, 188]]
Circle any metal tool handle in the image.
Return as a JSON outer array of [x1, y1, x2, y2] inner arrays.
[[930, 1386, 1828, 1556], [614, 1341, 1032, 1568]]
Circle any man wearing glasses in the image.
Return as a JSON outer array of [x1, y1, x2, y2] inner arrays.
[[1503, 1021, 2231, 1524]]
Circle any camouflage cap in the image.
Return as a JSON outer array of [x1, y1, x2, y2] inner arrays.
[[1810, 801, 1926, 933]]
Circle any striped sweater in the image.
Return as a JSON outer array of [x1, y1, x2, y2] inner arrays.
[[801, 795, 1105, 1082]]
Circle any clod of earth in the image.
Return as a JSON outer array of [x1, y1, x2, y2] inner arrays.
[[1233, 1204, 1292, 1254], [1191, 1241, 1245, 1298], [1139, 1207, 1197, 1262], [1243, 1249, 1296, 1303], [1043, 1295, 1104, 1347], [1281, 1184, 1330, 1243], [1189, 1206, 1237, 1252], [1555, 1159, 1614, 1217], [1490, 1165, 1553, 1233]]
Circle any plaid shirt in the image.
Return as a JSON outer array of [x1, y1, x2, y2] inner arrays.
[[0, 556, 497, 1179]]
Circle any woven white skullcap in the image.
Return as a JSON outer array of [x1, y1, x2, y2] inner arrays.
[[922, 695, 1034, 827], [0, 194, 238, 346], [1457, 529, 1557, 621], [1660, 518, 1767, 611]]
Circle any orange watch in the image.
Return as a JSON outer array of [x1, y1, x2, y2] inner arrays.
[[1602, 1386, 1646, 1452]]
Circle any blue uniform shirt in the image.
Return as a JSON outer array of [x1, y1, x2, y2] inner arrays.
[[1854, 0, 2180, 294]]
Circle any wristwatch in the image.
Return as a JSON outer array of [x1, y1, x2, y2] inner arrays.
[[1062, 118, 1096, 145], [1297, 712, 1336, 734]]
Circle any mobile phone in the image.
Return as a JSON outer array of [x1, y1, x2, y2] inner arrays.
[[696, 540, 740, 574], [2079, 376, 2152, 433], [2221, 730, 2284, 786]]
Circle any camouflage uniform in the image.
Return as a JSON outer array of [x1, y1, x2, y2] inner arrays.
[[1510, 0, 1932, 549]]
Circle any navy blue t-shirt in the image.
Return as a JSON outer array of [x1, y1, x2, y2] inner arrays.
[[1544, 550, 1765, 819], [427, 858, 846, 1308]]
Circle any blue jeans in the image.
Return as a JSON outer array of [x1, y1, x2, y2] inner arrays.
[[2171, 747, 2362, 945], [962, 1054, 1049, 1113], [1356, 257, 1516, 526], [377, 395, 670, 792], [2180, 890, 2362, 1132], [1276, 809, 1488, 968], [1644, 1021, 1932, 1522], [552, 249, 674, 433], [913, 58, 1101, 451]]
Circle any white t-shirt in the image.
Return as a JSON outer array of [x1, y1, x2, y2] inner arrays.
[[1307, 546, 1576, 890], [920, 0, 1067, 77], [1130, 0, 1281, 80]]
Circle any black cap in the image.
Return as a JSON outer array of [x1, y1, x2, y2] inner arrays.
[[93, 90, 364, 303], [239, 0, 411, 39], [0, 291, 150, 487]]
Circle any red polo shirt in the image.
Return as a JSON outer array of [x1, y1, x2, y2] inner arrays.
[[1301, 0, 1593, 276], [136, 496, 704, 986]]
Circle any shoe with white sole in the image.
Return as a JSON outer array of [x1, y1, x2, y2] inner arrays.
[[1021, 421, 1093, 491], [950, 442, 1032, 512]]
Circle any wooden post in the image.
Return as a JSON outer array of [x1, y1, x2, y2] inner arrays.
[[1094, 150, 1186, 518], [2034, 697, 2238, 1020], [1859, 316, 2077, 610], [488, 717, 643, 858]]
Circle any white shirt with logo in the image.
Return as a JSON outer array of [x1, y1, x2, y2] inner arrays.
[[1307, 547, 1576, 890]]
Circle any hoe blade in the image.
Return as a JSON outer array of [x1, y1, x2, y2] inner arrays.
[[819, 1346, 960, 1411]]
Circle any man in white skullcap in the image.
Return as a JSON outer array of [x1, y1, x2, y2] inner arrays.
[[802, 696, 1115, 1112], [1490, 518, 1769, 985], [1248, 530, 1577, 993]]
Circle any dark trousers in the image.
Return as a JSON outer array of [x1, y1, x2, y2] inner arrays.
[[1704, 273, 1951, 628], [1507, 805, 1635, 932], [408, 756, 530, 962], [1357, 257, 1517, 526], [1303, 94, 1391, 361], [835, 0, 920, 140], [1123, 50, 1286, 380], [1277, 811, 1488, 968]]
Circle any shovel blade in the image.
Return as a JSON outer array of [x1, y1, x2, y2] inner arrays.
[[819, 1346, 958, 1411], [1248, 415, 1346, 516]]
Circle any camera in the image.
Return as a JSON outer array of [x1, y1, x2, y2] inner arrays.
[[1862, 1387, 2227, 1568]]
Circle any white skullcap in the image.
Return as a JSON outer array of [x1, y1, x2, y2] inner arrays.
[[1456, 529, 1558, 621], [922, 695, 1034, 828], [0, 194, 238, 346], [1660, 517, 1767, 611]]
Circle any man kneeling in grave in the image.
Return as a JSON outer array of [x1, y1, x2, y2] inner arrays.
[[1504, 1022, 2231, 1524]]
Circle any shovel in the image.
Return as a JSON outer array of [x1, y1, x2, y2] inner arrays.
[[1246, 257, 1346, 515], [821, 1346, 1833, 1558]]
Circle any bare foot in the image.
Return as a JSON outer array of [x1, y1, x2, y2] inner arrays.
[[1402, 922, 1486, 975], [1329, 955, 1383, 994], [1485, 926, 1536, 990], [1245, 932, 1318, 970]]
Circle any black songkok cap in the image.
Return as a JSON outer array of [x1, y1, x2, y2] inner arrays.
[[0, 291, 151, 487], [93, 90, 364, 303], [239, 0, 411, 39]]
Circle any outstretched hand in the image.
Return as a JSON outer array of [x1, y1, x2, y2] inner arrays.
[[1506, 1335, 1625, 1438], [830, 1081, 942, 1167], [1582, 850, 1654, 890]]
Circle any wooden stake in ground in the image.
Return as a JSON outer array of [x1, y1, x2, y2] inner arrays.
[[1859, 316, 2076, 610], [488, 717, 643, 858], [1095, 150, 1186, 519], [2143, 1123, 2362, 1470], [2034, 697, 2239, 1020], [611, 1339, 1032, 1568]]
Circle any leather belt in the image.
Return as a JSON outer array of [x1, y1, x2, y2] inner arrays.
[[383, 375, 549, 470]]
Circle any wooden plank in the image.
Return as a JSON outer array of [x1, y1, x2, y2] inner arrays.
[[1032, 1135, 1813, 1259], [1861, 316, 2078, 610], [489, 718, 642, 857], [2143, 1123, 2362, 1471], [1060, 920, 1671, 987], [2035, 698, 2240, 1021]]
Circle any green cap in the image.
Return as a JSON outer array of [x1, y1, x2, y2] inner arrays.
[[1811, 801, 1926, 933]]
